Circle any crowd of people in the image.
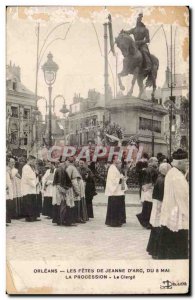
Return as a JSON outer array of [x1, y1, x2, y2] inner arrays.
[[6, 148, 189, 260], [104, 149, 189, 259], [6, 156, 97, 227]]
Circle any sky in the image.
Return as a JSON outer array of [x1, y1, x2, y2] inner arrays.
[[6, 6, 189, 116]]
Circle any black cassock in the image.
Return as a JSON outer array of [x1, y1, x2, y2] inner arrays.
[[85, 174, 97, 218], [105, 196, 126, 227], [136, 160, 148, 198], [23, 194, 40, 221], [52, 166, 73, 226], [136, 166, 158, 229], [146, 173, 165, 257]]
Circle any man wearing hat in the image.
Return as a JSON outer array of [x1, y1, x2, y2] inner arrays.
[[158, 149, 189, 259], [122, 13, 152, 72]]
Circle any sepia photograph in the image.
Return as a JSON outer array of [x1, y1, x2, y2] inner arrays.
[[6, 5, 190, 294]]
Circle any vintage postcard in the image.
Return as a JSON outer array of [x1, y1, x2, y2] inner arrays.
[[6, 6, 190, 294]]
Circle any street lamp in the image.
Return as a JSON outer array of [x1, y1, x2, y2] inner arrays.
[[60, 103, 69, 115], [42, 52, 59, 147]]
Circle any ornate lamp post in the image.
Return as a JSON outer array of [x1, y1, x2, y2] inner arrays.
[[42, 52, 58, 147]]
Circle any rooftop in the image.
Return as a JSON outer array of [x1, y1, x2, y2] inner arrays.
[[6, 61, 35, 97]]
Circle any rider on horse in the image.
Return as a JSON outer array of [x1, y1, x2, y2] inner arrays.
[[122, 13, 152, 72]]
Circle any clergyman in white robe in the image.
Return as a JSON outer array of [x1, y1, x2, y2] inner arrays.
[[158, 157, 189, 259], [105, 162, 127, 227], [21, 156, 40, 222]]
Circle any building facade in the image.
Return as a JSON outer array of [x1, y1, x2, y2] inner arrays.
[[161, 68, 189, 152], [68, 90, 106, 146], [6, 61, 39, 157], [67, 88, 167, 156], [44, 114, 66, 146], [106, 96, 167, 156]]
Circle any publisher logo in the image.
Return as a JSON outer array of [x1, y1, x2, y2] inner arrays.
[[160, 280, 187, 289], [160, 280, 172, 289]]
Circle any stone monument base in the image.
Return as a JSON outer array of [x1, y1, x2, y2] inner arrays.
[[106, 96, 168, 157]]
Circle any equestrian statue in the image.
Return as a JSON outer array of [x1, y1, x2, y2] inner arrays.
[[115, 13, 159, 98]]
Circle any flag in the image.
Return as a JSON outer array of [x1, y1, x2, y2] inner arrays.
[[108, 14, 115, 56]]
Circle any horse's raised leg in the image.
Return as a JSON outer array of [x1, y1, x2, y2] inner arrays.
[[118, 58, 129, 91], [137, 74, 144, 98], [118, 72, 126, 91], [128, 67, 139, 96]]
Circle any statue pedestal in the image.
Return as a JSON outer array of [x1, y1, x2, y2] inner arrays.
[[106, 96, 168, 156]]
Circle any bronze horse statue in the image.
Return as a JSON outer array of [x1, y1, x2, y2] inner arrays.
[[115, 32, 159, 98]]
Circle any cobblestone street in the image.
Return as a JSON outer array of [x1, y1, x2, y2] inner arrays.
[[7, 193, 151, 261]]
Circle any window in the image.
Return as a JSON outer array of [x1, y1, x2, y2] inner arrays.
[[23, 132, 28, 145], [181, 112, 187, 125], [6, 80, 11, 89], [24, 109, 30, 119], [153, 120, 161, 133], [139, 117, 161, 133], [11, 131, 18, 145], [181, 136, 187, 148], [11, 106, 18, 118], [92, 117, 97, 126], [13, 81, 17, 91]]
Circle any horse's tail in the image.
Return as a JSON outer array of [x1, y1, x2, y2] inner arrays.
[[145, 55, 159, 88]]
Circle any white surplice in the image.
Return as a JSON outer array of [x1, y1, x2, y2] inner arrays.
[[42, 169, 55, 198], [21, 164, 37, 196], [10, 167, 22, 198], [6, 169, 13, 200], [105, 164, 127, 196], [160, 167, 189, 232]]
